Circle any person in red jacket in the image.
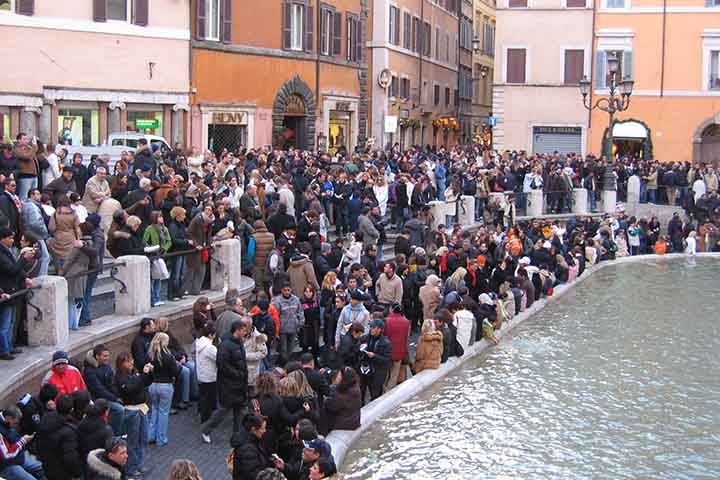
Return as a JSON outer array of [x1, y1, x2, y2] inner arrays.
[[41, 350, 87, 400], [383, 303, 411, 391]]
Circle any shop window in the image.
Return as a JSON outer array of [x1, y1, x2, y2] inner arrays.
[[0, 111, 9, 142], [0, 1, 11, 11], [710, 51, 720, 90], [126, 110, 164, 136], [328, 110, 350, 155], [57, 109, 100, 146]]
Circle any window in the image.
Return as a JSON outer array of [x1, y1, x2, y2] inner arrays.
[[412, 17, 421, 53], [390, 75, 399, 98], [484, 23, 495, 57], [566, 0, 586, 6], [564, 49, 585, 85], [435, 28, 440, 60], [400, 78, 410, 99], [453, 88, 459, 106], [0, 1, 11, 11], [108, 0, 129, 21], [347, 14, 361, 62], [509, 0, 527, 7], [707, 0, 720, 6], [291, 4, 304, 50], [445, 87, 451, 106], [445, 34, 450, 61], [389, 5, 400, 45], [506, 48, 526, 84], [710, 51, 720, 90], [460, 17, 472, 51], [605, 0, 626, 7], [321, 8, 332, 55], [434, 84, 441, 105], [203, 0, 220, 40], [423, 22, 431, 56], [57, 108, 101, 146], [403, 12, 411, 49], [594, 50, 633, 89]]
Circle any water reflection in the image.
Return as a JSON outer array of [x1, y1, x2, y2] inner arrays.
[[342, 259, 720, 480]]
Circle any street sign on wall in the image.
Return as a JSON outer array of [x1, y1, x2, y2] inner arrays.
[[135, 119, 159, 129], [384, 115, 398, 133]]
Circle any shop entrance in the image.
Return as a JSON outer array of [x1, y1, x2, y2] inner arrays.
[[328, 110, 350, 155], [611, 120, 650, 160], [280, 115, 305, 150], [207, 123, 247, 157], [272, 75, 316, 151]]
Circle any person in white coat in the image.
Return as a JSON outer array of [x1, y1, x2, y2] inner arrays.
[[194, 322, 218, 436], [685, 231, 697, 256], [692, 178, 706, 202], [43, 144, 63, 188]]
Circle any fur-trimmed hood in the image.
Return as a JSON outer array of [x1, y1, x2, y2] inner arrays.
[[86, 449, 123, 480]]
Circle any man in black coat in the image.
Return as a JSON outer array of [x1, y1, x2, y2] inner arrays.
[[300, 353, 330, 405], [358, 319, 392, 405], [0, 226, 33, 360], [36, 395, 82, 480], [0, 178, 20, 236], [201, 320, 248, 442], [131, 318, 155, 369]]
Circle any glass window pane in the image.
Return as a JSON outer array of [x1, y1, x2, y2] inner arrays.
[[107, 0, 128, 21], [57, 109, 98, 146], [0, 1, 11, 11], [207, 0, 220, 39]]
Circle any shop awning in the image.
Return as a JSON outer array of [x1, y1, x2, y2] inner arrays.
[[612, 121, 647, 139]]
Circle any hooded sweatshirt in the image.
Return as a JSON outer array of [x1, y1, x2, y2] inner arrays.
[[195, 335, 218, 383], [334, 302, 371, 348], [271, 294, 305, 335]]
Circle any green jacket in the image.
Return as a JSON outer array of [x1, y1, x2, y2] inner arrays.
[[143, 225, 172, 253]]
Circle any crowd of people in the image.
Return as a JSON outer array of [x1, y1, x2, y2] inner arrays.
[[0, 133, 717, 480]]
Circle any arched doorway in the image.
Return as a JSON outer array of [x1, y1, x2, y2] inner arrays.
[[696, 123, 720, 165], [272, 76, 316, 150], [608, 119, 653, 160]]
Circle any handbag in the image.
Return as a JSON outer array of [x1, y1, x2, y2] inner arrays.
[[151, 258, 170, 280]]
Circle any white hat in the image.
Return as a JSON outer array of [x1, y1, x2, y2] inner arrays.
[[542, 241, 552, 249], [519, 256, 531, 265], [479, 293, 494, 306]]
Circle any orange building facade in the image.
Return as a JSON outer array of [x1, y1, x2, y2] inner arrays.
[[190, 0, 368, 154], [588, 1, 720, 163]]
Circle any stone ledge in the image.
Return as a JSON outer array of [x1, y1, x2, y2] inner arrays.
[[327, 252, 720, 468], [0, 276, 255, 406]]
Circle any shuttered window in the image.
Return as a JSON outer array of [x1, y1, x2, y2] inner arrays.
[[445, 87, 450, 106], [506, 48, 526, 84], [389, 6, 400, 45], [566, 0, 586, 7], [94, 0, 147, 26], [434, 84, 440, 105], [400, 78, 410, 99], [283, 1, 313, 53], [403, 12, 411, 50], [423, 22, 431, 57], [412, 17, 421, 53], [509, 0, 528, 7], [564, 49, 584, 85], [15, 0, 34, 15]]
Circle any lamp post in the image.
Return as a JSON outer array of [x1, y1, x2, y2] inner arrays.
[[579, 51, 634, 179]]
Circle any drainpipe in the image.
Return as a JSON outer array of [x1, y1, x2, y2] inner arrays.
[[588, 0, 597, 149], [660, 0, 667, 97], [419, 0, 424, 145], [188, 0, 194, 148], [316, 0, 321, 149], [457, 8, 461, 139]]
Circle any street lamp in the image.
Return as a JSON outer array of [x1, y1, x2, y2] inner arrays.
[[472, 36, 481, 54], [579, 51, 634, 191]]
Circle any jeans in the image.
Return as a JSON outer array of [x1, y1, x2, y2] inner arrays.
[[278, 333, 298, 363], [474, 197, 485, 221], [335, 205, 349, 236], [16, 177, 37, 200], [169, 256, 185, 299], [0, 305, 15, 354], [639, 182, 647, 203], [108, 401, 125, 435], [0, 455, 44, 480], [37, 239, 50, 277], [647, 189, 657, 204], [173, 361, 197, 404], [588, 191, 597, 212], [68, 298, 81, 331], [201, 405, 244, 435], [148, 382, 173, 445], [198, 381, 218, 423], [80, 271, 98, 324], [123, 409, 147, 474], [184, 263, 205, 296], [151, 279, 162, 305]]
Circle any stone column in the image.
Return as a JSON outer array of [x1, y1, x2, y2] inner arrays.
[[602, 190, 617, 214], [108, 102, 125, 135], [27, 276, 69, 347], [20, 107, 40, 138], [428, 201, 449, 231], [210, 239, 243, 291], [459, 195, 475, 226], [39, 101, 53, 145], [114, 255, 151, 316], [172, 104, 189, 145], [527, 190, 544, 217], [627, 175, 640, 206], [573, 188, 588, 214]]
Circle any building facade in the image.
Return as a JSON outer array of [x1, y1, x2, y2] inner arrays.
[[0, 0, 190, 146], [368, 0, 460, 149], [493, 0, 593, 155], [190, 0, 368, 155], [471, 0, 495, 144], [588, 0, 720, 163]]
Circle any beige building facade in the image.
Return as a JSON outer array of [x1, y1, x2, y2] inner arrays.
[[493, 0, 593, 155], [0, 0, 190, 146], [472, 0, 495, 143], [369, 0, 461, 148]]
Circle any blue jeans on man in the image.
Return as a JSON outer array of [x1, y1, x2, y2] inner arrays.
[[123, 408, 147, 474], [79, 271, 98, 325], [0, 304, 16, 355], [16, 177, 37, 201], [0, 455, 44, 480]]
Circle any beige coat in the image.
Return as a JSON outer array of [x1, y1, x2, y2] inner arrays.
[[82, 175, 111, 213], [414, 331, 443, 373], [243, 329, 268, 387], [287, 255, 319, 297], [47, 207, 81, 260], [418, 284, 442, 321]]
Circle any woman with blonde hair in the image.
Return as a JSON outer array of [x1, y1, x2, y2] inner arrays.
[[147, 332, 180, 446], [155, 316, 197, 413], [166, 459, 203, 480], [279, 369, 319, 425], [443, 267, 467, 295], [413, 318, 443, 373]]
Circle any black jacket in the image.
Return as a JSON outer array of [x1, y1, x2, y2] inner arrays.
[[168, 219, 191, 251], [359, 333, 392, 378], [0, 191, 19, 233], [0, 243, 28, 298], [147, 351, 180, 384], [339, 331, 361, 371], [36, 412, 82, 480], [110, 227, 145, 258], [114, 370, 152, 406], [83, 357, 119, 402], [217, 336, 248, 408], [131, 331, 154, 370], [302, 367, 330, 402], [230, 428, 274, 480], [78, 416, 113, 468], [258, 393, 304, 453], [325, 383, 361, 431]]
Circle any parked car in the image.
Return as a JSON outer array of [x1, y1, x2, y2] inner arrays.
[[64, 132, 172, 172]]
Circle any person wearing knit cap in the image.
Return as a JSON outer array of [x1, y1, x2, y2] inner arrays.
[[43, 350, 87, 400], [358, 317, 392, 404]]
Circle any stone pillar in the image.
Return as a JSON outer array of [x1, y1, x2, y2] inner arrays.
[[602, 190, 617, 214], [19, 107, 40, 138], [527, 190, 544, 217], [210, 239, 243, 291], [428, 201, 446, 231], [27, 276, 68, 347], [573, 188, 588, 214], [459, 195, 475, 226], [108, 102, 125, 135], [114, 255, 151, 316], [627, 175, 640, 206], [39, 102, 53, 145], [172, 104, 189, 145]]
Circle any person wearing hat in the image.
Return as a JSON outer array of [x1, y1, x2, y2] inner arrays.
[[42, 350, 87, 400], [334, 289, 370, 349], [358, 318, 392, 404], [275, 437, 334, 479], [81, 166, 110, 214], [43, 164, 77, 206], [383, 303, 411, 391], [0, 225, 35, 360], [122, 176, 154, 227]]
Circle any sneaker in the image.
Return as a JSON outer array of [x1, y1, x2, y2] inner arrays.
[[0, 353, 15, 361], [170, 408, 178, 415], [155, 301, 166, 306], [10, 348, 22, 354], [201, 433, 211, 444]]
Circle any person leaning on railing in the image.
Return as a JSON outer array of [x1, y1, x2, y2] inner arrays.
[[0, 226, 34, 360]]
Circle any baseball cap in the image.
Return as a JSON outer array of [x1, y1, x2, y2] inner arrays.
[[303, 439, 332, 458]]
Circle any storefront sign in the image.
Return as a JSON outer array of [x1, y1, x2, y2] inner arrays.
[[335, 102, 351, 111], [212, 112, 248, 125], [284, 95, 306, 116], [532, 126, 581, 135], [384, 115, 398, 133], [135, 119, 159, 129]]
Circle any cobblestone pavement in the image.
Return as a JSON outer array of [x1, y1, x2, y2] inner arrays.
[[144, 406, 234, 479]]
